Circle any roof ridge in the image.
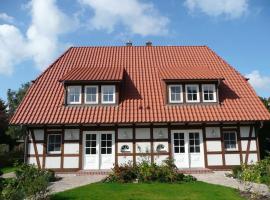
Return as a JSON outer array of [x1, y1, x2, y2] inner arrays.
[[70, 45, 208, 48]]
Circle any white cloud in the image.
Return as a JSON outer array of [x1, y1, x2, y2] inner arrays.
[[184, 0, 248, 19], [0, 13, 14, 23], [0, 0, 75, 75], [79, 0, 169, 36], [246, 70, 270, 94]]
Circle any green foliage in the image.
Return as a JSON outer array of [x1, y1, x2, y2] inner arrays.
[[260, 97, 270, 112], [0, 99, 10, 144], [1, 163, 51, 200], [232, 166, 242, 179], [236, 157, 270, 185], [104, 158, 196, 184]]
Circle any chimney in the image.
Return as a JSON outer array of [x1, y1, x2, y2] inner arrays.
[[146, 41, 152, 46], [126, 41, 132, 46]]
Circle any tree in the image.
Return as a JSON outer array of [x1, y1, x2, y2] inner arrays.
[[0, 99, 9, 143], [260, 97, 270, 112], [6, 82, 31, 139]]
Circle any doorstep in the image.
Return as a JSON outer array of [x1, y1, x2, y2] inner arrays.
[[178, 168, 213, 174], [76, 169, 112, 176]]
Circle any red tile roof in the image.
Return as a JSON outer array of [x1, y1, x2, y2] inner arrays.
[[160, 67, 224, 80], [60, 67, 124, 82], [10, 46, 270, 125]]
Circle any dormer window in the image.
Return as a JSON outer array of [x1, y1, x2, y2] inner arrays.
[[202, 84, 216, 102], [85, 86, 98, 104], [169, 85, 183, 103], [67, 86, 81, 104], [186, 84, 199, 103], [101, 85, 116, 104]]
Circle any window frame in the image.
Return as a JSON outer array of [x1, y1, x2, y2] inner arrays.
[[47, 134, 62, 154], [185, 84, 200, 103], [202, 84, 217, 103], [67, 86, 82, 105], [223, 131, 238, 151], [168, 84, 183, 103], [101, 85, 116, 104], [84, 85, 99, 104]]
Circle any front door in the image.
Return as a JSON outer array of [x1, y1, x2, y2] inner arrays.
[[83, 131, 115, 170], [172, 130, 204, 168]]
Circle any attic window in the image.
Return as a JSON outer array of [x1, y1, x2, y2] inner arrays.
[[101, 85, 116, 104], [67, 86, 81, 104], [202, 84, 216, 102], [186, 84, 200, 103], [85, 85, 98, 104], [169, 85, 183, 103]]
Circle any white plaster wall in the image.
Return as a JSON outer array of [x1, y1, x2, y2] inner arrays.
[[225, 154, 241, 165], [242, 153, 258, 164], [118, 156, 133, 166], [33, 129, 44, 140], [241, 140, 257, 151], [240, 126, 255, 138], [63, 157, 79, 168], [153, 142, 168, 153], [65, 129, 80, 140], [207, 154, 223, 166], [28, 157, 43, 167], [153, 128, 168, 139], [118, 128, 133, 139], [136, 142, 151, 153], [45, 157, 61, 168], [206, 141, 222, 152], [136, 155, 151, 164], [205, 127, 220, 138], [118, 142, 133, 153], [135, 128, 150, 139], [28, 143, 43, 154], [154, 155, 168, 165], [64, 143, 79, 154]]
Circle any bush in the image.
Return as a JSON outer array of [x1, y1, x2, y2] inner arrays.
[[232, 166, 242, 179], [1, 164, 51, 200], [104, 158, 196, 184]]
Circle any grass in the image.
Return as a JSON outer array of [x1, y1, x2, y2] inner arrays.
[[51, 182, 245, 200], [1, 166, 17, 174]]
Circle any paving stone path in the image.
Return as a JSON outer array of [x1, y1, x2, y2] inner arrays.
[[193, 171, 270, 197]]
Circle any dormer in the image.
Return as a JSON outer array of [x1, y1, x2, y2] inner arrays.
[[59, 67, 124, 106], [159, 67, 224, 104]]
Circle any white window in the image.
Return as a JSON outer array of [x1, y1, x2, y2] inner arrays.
[[169, 85, 183, 103], [101, 85, 116, 104], [67, 86, 81, 104], [85, 86, 98, 104], [202, 84, 216, 102], [186, 84, 200, 103], [47, 134, 62, 154], [223, 131, 237, 151]]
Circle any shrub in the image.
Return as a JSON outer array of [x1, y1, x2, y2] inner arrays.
[[232, 166, 242, 179], [104, 158, 196, 184], [1, 164, 51, 200]]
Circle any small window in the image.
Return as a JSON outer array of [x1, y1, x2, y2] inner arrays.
[[47, 134, 61, 153], [223, 131, 237, 150], [186, 84, 200, 103], [85, 86, 98, 104], [169, 85, 183, 103], [101, 85, 116, 104], [67, 86, 81, 104], [202, 84, 216, 102]]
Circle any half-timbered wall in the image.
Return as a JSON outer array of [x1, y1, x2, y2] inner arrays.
[[27, 124, 259, 171]]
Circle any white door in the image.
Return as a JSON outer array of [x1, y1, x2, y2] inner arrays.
[[83, 131, 115, 170], [172, 130, 204, 168], [171, 131, 189, 168]]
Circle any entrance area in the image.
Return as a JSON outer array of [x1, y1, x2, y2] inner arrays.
[[171, 129, 204, 168], [83, 131, 115, 170]]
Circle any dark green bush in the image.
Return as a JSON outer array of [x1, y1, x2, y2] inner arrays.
[[104, 158, 196, 184], [232, 166, 242, 179]]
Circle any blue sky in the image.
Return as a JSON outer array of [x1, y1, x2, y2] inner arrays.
[[0, 0, 270, 102]]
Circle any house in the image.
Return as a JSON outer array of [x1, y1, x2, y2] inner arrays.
[[10, 43, 270, 172]]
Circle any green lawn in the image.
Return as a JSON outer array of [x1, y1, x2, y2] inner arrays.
[[51, 182, 245, 200], [1, 166, 17, 174]]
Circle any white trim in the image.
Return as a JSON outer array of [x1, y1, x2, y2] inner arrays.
[[85, 85, 99, 104], [67, 86, 82, 105], [47, 134, 62, 154], [101, 85, 116, 104], [223, 131, 238, 151], [202, 84, 217, 102], [185, 84, 200, 103], [168, 85, 183, 103]]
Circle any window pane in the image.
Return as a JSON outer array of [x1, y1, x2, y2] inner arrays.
[[107, 134, 112, 140], [195, 147, 200, 153], [101, 148, 106, 154], [86, 141, 90, 147], [174, 133, 179, 139], [101, 134, 106, 140], [107, 148, 112, 154], [91, 148, 96, 154], [91, 134, 96, 140], [190, 147, 194, 153], [107, 141, 112, 147], [180, 147, 185, 153], [174, 140, 179, 146], [86, 134, 90, 140], [86, 148, 90, 154], [101, 141, 106, 147], [174, 147, 179, 153]]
